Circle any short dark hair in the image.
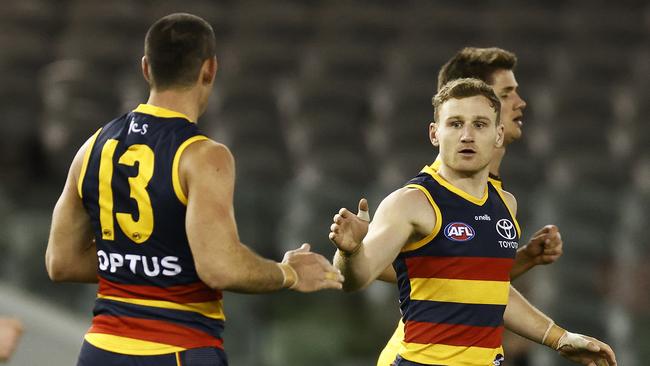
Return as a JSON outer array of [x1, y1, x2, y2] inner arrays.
[[144, 13, 216, 90], [437, 47, 517, 91], [433, 78, 501, 125]]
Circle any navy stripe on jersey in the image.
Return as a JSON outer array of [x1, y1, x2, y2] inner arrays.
[[403, 300, 505, 328], [95, 298, 224, 340]]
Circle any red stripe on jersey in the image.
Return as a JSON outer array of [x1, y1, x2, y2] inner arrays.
[[406, 256, 514, 281], [98, 277, 222, 304], [404, 320, 504, 349], [89, 314, 223, 349]]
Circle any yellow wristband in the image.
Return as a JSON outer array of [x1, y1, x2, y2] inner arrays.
[[277, 263, 298, 289], [542, 322, 566, 350]]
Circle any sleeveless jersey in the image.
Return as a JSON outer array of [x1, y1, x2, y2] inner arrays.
[[377, 160, 505, 366], [78, 104, 224, 355], [393, 165, 520, 366]]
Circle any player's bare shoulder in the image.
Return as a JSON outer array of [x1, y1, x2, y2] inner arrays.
[[386, 186, 438, 235], [178, 138, 236, 200]]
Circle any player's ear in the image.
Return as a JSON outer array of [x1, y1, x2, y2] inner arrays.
[[141, 56, 152, 85], [429, 121, 439, 147], [200, 56, 217, 85], [495, 122, 504, 148]]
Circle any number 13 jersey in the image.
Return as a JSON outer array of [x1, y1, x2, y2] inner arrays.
[[78, 104, 224, 355]]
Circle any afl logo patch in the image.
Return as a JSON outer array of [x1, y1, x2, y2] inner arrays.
[[444, 222, 475, 242], [496, 219, 517, 240]]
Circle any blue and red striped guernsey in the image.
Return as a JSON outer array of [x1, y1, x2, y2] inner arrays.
[[393, 165, 520, 366], [78, 104, 224, 355]]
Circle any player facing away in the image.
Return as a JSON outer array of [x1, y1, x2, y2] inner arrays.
[[330, 78, 616, 366], [45, 13, 343, 366], [351, 47, 565, 366]]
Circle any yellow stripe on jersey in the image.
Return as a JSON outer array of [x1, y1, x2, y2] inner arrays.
[[489, 177, 503, 191], [492, 186, 521, 238], [97, 294, 225, 320], [172, 135, 209, 205], [77, 128, 102, 198], [409, 278, 510, 305], [399, 342, 504, 366], [133, 104, 194, 123], [85, 333, 186, 355], [402, 184, 442, 252]]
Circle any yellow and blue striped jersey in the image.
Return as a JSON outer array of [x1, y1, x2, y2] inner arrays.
[[392, 165, 520, 366], [78, 104, 224, 355]]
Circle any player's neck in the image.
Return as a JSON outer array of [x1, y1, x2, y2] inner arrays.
[[146, 89, 202, 122], [436, 164, 489, 199], [489, 146, 506, 177]]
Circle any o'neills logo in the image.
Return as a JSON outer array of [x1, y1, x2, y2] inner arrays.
[[444, 222, 475, 242]]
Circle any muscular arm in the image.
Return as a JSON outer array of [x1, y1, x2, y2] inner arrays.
[[45, 137, 98, 283], [332, 188, 433, 291], [183, 140, 341, 293]]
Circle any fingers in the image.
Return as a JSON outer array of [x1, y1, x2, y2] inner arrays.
[[595, 340, 617, 365], [321, 279, 344, 290], [586, 341, 600, 353], [338, 207, 352, 218], [545, 224, 559, 235], [357, 198, 370, 221]]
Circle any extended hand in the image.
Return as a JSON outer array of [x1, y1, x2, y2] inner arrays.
[[557, 332, 617, 366], [329, 198, 370, 254], [521, 224, 563, 265], [282, 244, 344, 292]]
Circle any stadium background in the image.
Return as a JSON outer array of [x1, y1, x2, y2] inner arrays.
[[0, 0, 648, 365]]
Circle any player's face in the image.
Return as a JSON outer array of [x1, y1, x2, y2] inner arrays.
[[490, 69, 526, 145], [432, 95, 504, 174]]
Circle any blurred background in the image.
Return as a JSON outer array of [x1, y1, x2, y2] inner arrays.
[[0, 0, 648, 365]]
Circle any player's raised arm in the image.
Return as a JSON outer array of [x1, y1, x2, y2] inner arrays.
[[330, 198, 398, 284], [183, 139, 343, 293], [331, 187, 435, 291], [45, 135, 99, 283]]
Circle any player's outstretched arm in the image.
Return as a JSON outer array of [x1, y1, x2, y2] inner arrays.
[[504, 286, 616, 365], [331, 188, 434, 291], [329, 198, 398, 284], [46, 135, 99, 283], [183, 139, 343, 293], [510, 224, 563, 279]]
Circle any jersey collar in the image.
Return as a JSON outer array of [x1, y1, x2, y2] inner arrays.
[[133, 104, 195, 123], [421, 164, 489, 206]]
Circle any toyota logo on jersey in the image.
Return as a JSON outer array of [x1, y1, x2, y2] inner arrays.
[[444, 222, 476, 242], [496, 219, 517, 240]]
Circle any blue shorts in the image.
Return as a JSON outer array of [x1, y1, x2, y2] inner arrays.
[[77, 341, 228, 366]]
